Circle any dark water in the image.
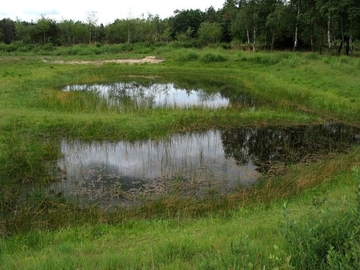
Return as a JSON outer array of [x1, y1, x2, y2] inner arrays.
[[63, 81, 255, 109], [51, 123, 360, 208]]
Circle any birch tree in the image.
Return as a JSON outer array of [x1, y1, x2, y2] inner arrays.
[[86, 11, 98, 45]]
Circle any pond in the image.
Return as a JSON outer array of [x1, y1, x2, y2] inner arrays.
[[63, 80, 255, 109], [50, 123, 360, 208]]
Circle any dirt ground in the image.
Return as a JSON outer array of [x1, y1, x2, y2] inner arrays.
[[42, 56, 163, 65]]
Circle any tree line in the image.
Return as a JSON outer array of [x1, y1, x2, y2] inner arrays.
[[0, 0, 359, 54]]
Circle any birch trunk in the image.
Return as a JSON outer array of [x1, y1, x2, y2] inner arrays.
[[293, 2, 300, 52], [253, 26, 256, 52], [246, 28, 251, 50], [327, 14, 331, 55]]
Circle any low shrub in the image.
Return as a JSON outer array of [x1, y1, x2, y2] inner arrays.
[[200, 52, 227, 63], [176, 50, 200, 62], [281, 172, 360, 269]]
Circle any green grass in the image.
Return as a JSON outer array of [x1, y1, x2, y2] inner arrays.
[[1, 46, 360, 269], [1, 168, 359, 269]]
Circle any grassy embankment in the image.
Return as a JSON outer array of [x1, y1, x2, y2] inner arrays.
[[1, 45, 360, 268]]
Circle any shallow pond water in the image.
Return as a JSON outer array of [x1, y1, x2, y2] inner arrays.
[[63, 81, 255, 109], [51, 123, 360, 208]]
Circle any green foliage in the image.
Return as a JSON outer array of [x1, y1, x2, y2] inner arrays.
[[200, 52, 227, 63], [305, 52, 321, 60], [198, 22, 222, 45], [339, 55, 350, 64], [175, 49, 200, 62], [281, 171, 360, 269], [236, 52, 287, 65], [0, 49, 360, 268], [0, 0, 359, 52], [279, 53, 307, 67], [54, 44, 88, 55], [10, 40, 33, 52], [0, 132, 58, 185], [0, 42, 10, 52], [218, 42, 231, 50]]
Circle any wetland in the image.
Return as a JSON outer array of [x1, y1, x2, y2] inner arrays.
[[52, 123, 360, 208], [2, 50, 360, 268]]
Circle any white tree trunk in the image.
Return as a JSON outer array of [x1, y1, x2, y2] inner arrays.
[[253, 26, 256, 52], [293, 1, 300, 52], [327, 14, 331, 55], [127, 22, 131, 44], [246, 28, 251, 50]]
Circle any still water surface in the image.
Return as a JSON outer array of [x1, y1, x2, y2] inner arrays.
[[52, 124, 360, 208], [63, 81, 254, 109]]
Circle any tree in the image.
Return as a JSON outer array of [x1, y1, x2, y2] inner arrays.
[[37, 15, 50, 44], [231, 1, 259, 51], [169, 9, 206, 39], [86, 11, 98, 44], [73, 21, 88, 44], [336, 0, 360, 55], [292, 0, 302, 52], [205, 6, 219, 23], [0, 18, 16, 44], [58, 19, 76, 45], [220, 0, 240, 43], [15, 20, 34, 44], [106, 19, 127, 43], [161, 20, 173, 42], [300, 0, 318, 52], [198, 22, 222, 45], [267, 4, 294, 51]]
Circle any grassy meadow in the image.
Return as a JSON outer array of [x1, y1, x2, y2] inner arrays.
[[1, 44, 360, 269]]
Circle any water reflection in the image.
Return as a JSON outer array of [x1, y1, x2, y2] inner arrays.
[[63, 82, 253, 109], [221, 123, 360, 172], [52, 123, 360, 208], [54, 131, 258, 205]]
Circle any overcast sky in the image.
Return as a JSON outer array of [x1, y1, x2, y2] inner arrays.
[[1, 0, 225, 25]]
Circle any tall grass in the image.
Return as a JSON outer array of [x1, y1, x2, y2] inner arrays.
[[280, 168, 360, 269], [0, 131, 59, 185], [1, 48, 360, 268], [1, 168, 359, 269]]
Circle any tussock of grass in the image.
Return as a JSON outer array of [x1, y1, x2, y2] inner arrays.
[[1, 48, 360, 268]]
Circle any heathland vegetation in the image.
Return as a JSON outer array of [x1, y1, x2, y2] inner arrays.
[[0, 43, 360, 269], [1, 1, 360, 268], [1, 0, 360, 54]]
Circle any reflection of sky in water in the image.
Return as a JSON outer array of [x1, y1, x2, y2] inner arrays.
[[63, 82, 230, 108], [56, 130, 259, 194], [52, 123, 360, 207]]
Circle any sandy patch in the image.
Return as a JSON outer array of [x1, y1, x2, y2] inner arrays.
[[42, 56, 163, 65]]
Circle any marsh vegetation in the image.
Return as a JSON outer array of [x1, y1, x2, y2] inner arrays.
[[1, 46, 360, 269]]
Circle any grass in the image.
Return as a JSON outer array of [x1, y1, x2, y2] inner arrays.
[[1, 46, 360, 268], [1, 167, 359, 269]]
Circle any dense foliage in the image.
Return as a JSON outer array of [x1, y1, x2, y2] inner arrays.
[[1, 0, 359, 53]]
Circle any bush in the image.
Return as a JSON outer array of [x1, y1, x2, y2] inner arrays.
[[305, 52, 321, 60], [176, 50, 200, 62], [9, 41, 33, 52], [339, 55, 350, 64], [281, 174, 360, 269], [200, 53, 227, 63], [235, 52, 288, 65], [218, 42, 231, 50]]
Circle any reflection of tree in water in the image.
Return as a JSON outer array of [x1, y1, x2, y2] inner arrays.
[[221, 124, 360, 173], [107, 82, 158, 108], [219, 86, 255, 107], [65, 80, 257, 109]]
